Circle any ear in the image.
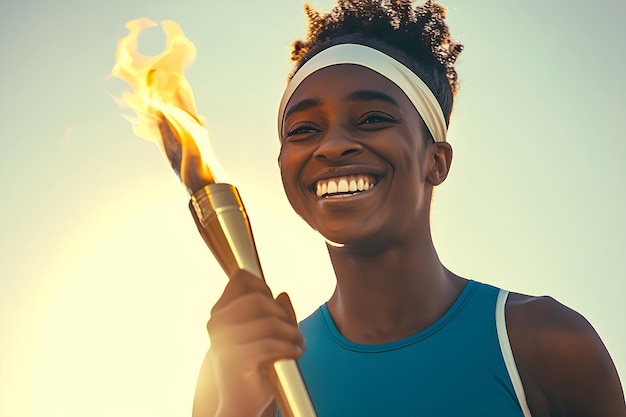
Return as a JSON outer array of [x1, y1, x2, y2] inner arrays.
[[426, 141, 453, 186]]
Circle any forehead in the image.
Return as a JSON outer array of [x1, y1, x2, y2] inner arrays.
[[285, 64, 413, 112]]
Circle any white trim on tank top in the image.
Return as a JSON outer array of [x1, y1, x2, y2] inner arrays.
[[496, 289, 533, 417]]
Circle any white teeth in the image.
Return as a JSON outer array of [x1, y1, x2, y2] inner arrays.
[[316, 182, 330, 197], [315, 175, 377, 197], [327, 181, 338, 194], [338, 179, 349, 193]]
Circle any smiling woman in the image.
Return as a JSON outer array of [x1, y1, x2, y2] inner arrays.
[[190, 1, 626, 417], [1, 0, 625, 416], [279, 63, 443, 248]]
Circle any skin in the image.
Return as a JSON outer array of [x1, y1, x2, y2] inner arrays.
[[192, 65, 625, 417]]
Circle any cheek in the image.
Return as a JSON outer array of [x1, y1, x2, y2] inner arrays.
[[377, 134, 421, 176], [278, 148, 319, 230], [278, 149, 293, 185], [278, 150, 304, 206]]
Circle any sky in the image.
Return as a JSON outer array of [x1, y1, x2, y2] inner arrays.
[[1, 0, 624, 416]]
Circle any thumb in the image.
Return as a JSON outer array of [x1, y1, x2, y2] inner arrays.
[[275, 292, 297, 325]]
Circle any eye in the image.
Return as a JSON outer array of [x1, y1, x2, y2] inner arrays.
[[284, 123, 320, 142], [357, 112, 398, 129]]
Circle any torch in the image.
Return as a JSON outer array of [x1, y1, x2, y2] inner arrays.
[[111, 18, 316, 417]]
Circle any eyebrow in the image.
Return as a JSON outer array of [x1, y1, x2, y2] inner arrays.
[[283, 90, 400, 124], [344, 90, 400, 107], [283, 98, 323, 121]]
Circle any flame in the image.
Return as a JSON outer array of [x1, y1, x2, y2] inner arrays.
[[112, 18, 217, 192]]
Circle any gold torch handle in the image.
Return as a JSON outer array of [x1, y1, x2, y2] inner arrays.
[[189, 184, 317, 417]]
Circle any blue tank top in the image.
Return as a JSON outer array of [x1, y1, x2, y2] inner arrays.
[[278, 280, 528, 417]]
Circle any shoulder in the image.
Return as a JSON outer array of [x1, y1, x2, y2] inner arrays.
[[505, 292, 625, 417]]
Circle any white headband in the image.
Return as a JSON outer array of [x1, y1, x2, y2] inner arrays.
[[278, 43, 447, 142]]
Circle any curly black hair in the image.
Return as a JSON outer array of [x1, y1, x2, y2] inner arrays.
[[289, 0, 463, 124]]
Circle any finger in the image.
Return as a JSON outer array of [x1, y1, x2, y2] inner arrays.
[[275, 292, 298, 326], [212, 269, 273, 314], [217, 339, 305, 372], [229, 268, 272, 298], [212, 316, 304, 348], [250, 339, 304, 367], [208, 292, 294, 335]]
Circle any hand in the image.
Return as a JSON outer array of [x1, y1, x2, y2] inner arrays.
[[208, 269, 305, 417]]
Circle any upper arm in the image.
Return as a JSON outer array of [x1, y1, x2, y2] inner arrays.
[[506, 294, 626, 417]]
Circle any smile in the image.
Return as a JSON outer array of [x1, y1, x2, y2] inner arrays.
[[315, 174, 378, 198]]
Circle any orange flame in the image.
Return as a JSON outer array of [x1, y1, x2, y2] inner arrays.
[[112, 18, 217, 192]]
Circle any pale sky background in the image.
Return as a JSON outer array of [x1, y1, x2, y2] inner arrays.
[[1, 0, 624, 416]]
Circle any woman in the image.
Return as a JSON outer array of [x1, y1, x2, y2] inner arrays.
[[192, 1, 625, 416]]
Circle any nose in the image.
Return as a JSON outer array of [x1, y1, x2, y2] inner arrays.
[[313, 130, 362, 162]]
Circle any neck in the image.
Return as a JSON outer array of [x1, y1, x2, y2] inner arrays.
[[325, 230, 465, 344]]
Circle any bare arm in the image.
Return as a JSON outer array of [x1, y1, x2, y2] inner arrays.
[[507, 293, 626, 417]]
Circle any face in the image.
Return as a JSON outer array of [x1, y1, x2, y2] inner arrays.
[[278, 64, 445, 250]]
